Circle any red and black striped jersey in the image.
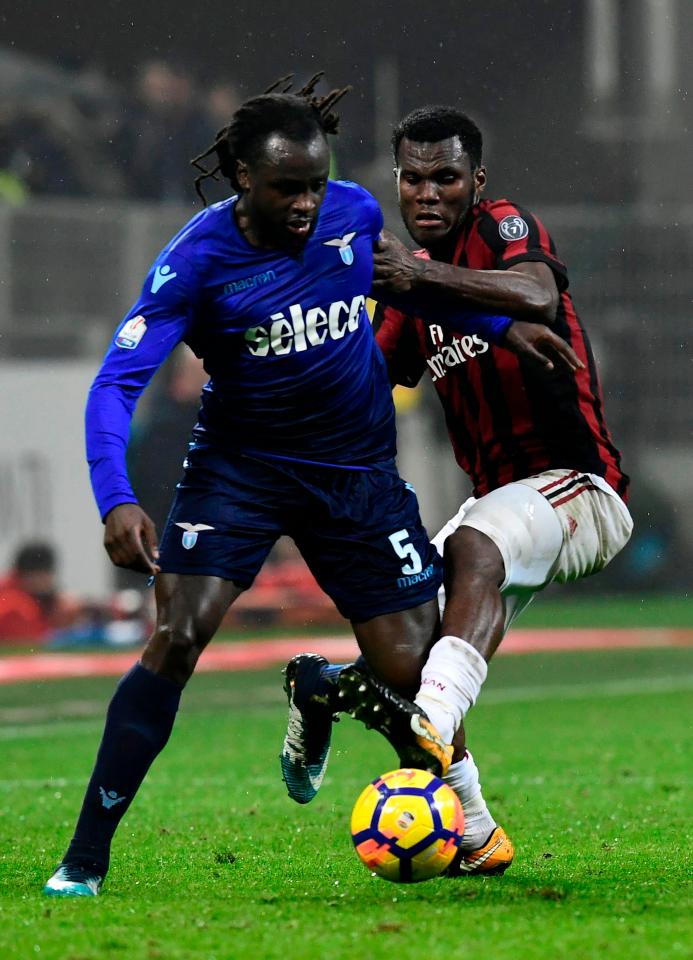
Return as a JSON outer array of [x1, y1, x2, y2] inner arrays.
[[375, 198, 629, 501]]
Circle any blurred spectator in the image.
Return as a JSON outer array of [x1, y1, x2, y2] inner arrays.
[[116, 60, 214, 203], [48, 588, 153, 650], [0, 52, 240, 202], [193, 79, 241, 204], [0, 541, 81, 645], [0, 95, 126, 199], [0, 103, 29, 204], [5, 103, 86, 196], [205, 80, 241, 132], [227, 539, 341, 628]]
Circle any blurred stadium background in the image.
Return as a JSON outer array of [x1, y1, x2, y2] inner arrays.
[[2, 11, 691, 955], [0, 0, 691, 645]]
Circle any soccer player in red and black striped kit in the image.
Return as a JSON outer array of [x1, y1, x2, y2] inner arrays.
[[347, 106, 634, 874]]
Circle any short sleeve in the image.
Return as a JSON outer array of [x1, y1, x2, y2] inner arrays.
[[477, 200, 569, 292]]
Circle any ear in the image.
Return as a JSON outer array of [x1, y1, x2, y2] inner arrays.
[[473, 165, 487, 204], [393, 165, 403, 202], [236, 160, 250, 191]]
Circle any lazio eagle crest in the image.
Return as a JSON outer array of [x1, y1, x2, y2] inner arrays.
[[175, 522, 215, 549], [323, 231, 356, 265]]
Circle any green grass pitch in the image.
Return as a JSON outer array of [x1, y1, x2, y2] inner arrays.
[[1, 647, 691, 960]]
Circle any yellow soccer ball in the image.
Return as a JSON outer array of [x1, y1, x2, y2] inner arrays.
[[350, 768, 465, 883]]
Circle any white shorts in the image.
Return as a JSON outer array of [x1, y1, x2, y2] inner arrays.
[[432, 469, 633, 631]]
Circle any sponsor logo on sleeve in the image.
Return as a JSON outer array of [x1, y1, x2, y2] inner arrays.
[[498, 215, 529, 242], [151, 263, 178, 293], [115, 315, 147, 350]]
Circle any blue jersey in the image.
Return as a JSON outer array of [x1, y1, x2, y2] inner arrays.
[[86, 181, 392, 519], [86, 179, 513, 520]]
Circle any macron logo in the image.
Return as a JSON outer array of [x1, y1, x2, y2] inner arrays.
[[151, 264, 177, 293], [99, 787, 126, 810]]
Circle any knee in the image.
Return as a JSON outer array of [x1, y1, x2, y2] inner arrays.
[[444, 527, 505, 586], [372, 649, 428, 700], [353, 598, 440, 700], [142, 622, 209, 685]]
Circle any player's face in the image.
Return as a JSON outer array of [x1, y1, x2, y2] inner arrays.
[[236, 133, 330, 253], [395, 136, 486, 250]]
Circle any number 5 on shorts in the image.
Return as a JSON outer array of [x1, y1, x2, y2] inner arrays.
[[388, 529, 423, 576]]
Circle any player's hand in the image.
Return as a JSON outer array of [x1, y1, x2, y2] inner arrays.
[[103, 503, 160, 575], [371, 230, 425, 294], [503, 320, 584, 373]]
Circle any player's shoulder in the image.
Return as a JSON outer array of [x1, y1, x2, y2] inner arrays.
[[163, 197, 237, 262], [327, 178, 376, 204], [142, 199, 238, 297], [476, 197, 536, 224], [327, 179, 380, 217], [474, 197, 551, 247], [321, 179, 382, 238]]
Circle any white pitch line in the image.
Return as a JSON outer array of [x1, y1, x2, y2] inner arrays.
[[0, 719, 104, 741], [0, 686, 283, 726], [0, 778, 72, 789], [478, 674, 693, 705], [0, 675, 691, 743], [0, 771, 689, 791]]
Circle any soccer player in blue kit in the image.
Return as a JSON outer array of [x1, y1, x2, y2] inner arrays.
[[42, 75, 443, 897], [44, 75, 580, 896]]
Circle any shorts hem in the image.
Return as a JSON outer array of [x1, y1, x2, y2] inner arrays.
[[341, 579, 441, 623], [158, 564, 252, 589], [457, 516, 516, 591]]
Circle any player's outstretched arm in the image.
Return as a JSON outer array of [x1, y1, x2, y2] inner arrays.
[[503, 320, 583, 373], [103, 503, 160, 575], [372, 230, 558, 323]]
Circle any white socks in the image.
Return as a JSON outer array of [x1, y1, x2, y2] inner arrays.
[[445, 750, 496, 850], [414, 635, 488, 744], [414, 635, 494, 849]]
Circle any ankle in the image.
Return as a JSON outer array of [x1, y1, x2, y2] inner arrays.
[[64, 842, 109, 876]]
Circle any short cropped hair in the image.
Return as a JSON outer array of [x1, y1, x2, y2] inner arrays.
[[391, 106, 483, 169]]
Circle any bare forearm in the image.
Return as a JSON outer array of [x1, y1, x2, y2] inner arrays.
[[412, 261, 556, 321]]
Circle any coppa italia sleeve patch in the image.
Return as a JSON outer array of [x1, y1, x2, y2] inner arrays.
[[115, 315, 148, 349], [498, 215, 529, 242]]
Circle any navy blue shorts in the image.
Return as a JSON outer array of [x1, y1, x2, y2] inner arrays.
[[158, 448, 442, 622]]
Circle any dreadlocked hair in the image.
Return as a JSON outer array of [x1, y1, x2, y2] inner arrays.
[[191, 72, 351, 205]]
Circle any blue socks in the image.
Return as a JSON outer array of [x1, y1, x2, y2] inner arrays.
[[319, 656, 368, 709], [320, 663, 349, 684], [321, 655, 368, 685], [64, 662, 181, 875]]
